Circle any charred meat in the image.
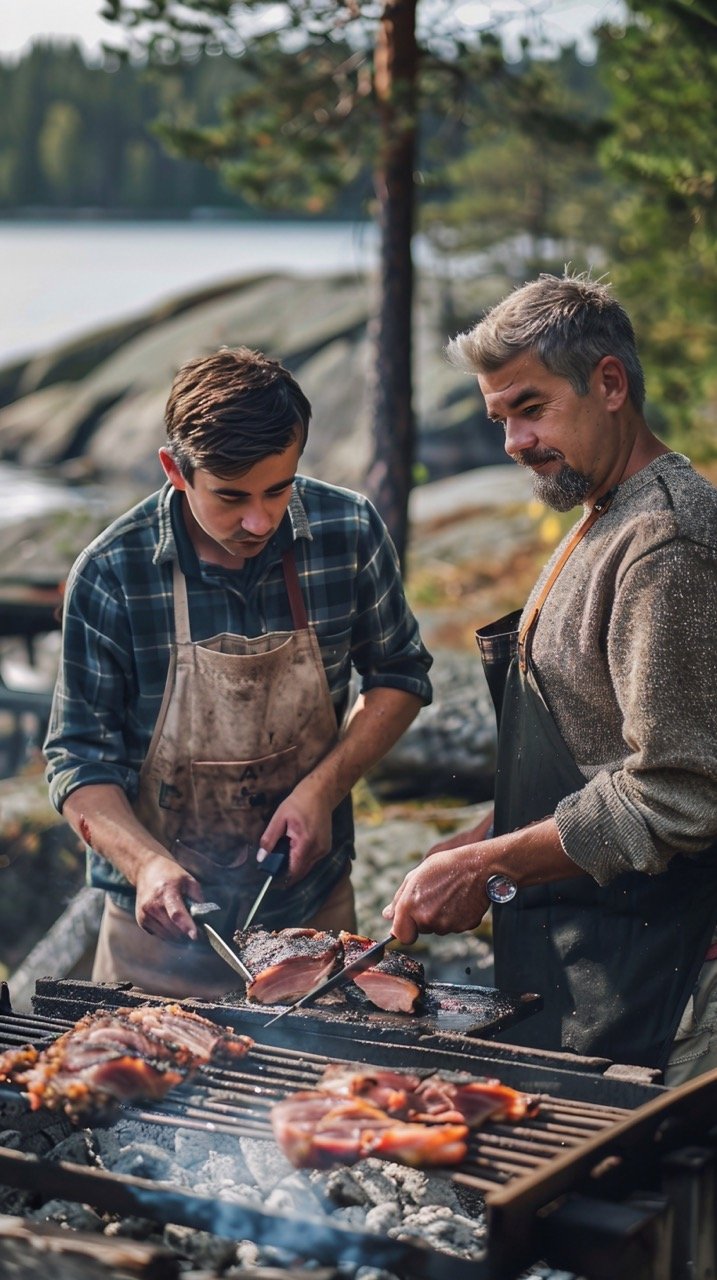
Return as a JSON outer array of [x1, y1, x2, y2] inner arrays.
[[234, 927, 342, 1005], [318, 1065, 539, 1127], [340, 932, 425, 1013], [271, 1091, 468, 1170], [0, 1003, 253, 1120]]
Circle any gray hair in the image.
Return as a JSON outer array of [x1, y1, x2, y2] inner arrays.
[[447, 272, 645, 410]]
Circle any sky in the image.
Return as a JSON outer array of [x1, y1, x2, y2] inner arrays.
[[0, 0, 626, 62]]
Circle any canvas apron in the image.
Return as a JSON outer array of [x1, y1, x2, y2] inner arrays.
[[93, 547, 353, 997], [477, 498, 717, 1071]]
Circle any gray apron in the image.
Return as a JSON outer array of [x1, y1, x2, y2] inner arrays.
[[477, 498, 717, 1071], [133, 547, 353, 937]]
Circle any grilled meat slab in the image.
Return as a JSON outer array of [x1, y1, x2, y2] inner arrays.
[[0, 1003, 253, 1120], [272, 1065, 539, 1170], [234, 927, 425, 1012], [234, 927, 342, 1005], [340, 931, 425, 1013], [318, 1065, 539, 1127], [271, 1091, 469, 1170]]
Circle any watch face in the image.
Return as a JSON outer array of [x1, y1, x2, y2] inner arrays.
[[486, 874, 518, 904]]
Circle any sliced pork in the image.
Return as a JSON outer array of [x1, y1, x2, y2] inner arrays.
[[235, 927, 343, 1005], [340, 932, 425, 1013], [0, 1003, 253, 1120], [318, 1065, 539, 1128], [271, 1091, 468, 1170]]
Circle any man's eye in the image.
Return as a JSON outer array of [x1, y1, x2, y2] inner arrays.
[[524, 404, 542, 417]]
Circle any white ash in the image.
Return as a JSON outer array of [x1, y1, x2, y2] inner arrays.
[[264, 1171, 328, 1218], [239, 1135, 295, 1189], [391, 1204, 486, 1261], [364, 1203, 402, 1234]]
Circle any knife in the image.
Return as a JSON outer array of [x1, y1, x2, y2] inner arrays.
[[264, 932, 397, 1027], [188, 902, 254, 985], [241, 834, 291, 931]]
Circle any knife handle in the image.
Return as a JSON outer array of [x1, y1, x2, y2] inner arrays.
[[258, 834, 291, 877]]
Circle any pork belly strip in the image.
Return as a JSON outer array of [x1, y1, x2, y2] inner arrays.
[[0, 1004, 253, 1118], [271, 1091, 468, 1170], [318, 1065, 539, 1127], [340, 932, 425, 1013], [234, 927, 343, 1005]]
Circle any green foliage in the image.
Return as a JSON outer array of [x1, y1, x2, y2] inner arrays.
[[0, 41, 255, 212], [422, 47, 613, 278], [597, 0, 717, 450]]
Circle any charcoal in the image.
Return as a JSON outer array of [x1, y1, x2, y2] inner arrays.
[[29, 1197, 105, 1232], [164, 1222, 236, 1270], [364, 1202, 402, 1234], [391, 1205, 486, 1260]]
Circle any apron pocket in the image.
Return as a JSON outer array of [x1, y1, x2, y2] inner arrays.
[[185, 747, 300, 852]]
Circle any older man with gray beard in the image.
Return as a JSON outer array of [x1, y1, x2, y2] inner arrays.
[[384, 271, 717, 1083]]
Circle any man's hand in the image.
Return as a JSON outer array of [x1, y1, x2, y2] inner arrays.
[[259, 775, 333, 884], [383, 817, 585, 945], [383, 844, 490, 944], [134, 853, 203, 942], [63, 783, 204, 942]]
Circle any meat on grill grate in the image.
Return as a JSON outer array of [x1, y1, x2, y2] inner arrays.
[[317, 1065, 539, 1126], [272, 1067, 539, 1172], [272, 1091, 470, 1170], [0, 1003, 253, 1120]]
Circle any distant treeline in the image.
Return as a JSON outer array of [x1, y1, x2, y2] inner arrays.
[[0, 42, 362, 216]]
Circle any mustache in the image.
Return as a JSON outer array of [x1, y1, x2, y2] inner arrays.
[[514, 448, 563, 468]]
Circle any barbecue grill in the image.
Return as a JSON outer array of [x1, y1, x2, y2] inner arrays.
[[0, 977, 715, 1280]]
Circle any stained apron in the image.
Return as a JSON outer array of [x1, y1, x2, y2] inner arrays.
[[476, 500, 717, 1071], [92, 547, 355, 997]]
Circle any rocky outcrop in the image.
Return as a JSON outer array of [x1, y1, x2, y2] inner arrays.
[[0, 272, 507, 491]]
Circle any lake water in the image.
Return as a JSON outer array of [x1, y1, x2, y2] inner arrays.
[[0, 218, 382, 366]]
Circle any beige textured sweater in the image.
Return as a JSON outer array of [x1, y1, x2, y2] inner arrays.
[[524, 453, 717, 884]]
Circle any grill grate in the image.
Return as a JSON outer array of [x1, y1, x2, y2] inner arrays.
[[0, 1009, 634, 1196]]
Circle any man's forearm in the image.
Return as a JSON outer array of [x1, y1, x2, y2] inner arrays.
[[62, 783, 174, 887], [302, 687, 423, 811]]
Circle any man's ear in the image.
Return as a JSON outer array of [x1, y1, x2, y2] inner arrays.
[[597, 356, 629, 411], [158, 447, 187, 490]]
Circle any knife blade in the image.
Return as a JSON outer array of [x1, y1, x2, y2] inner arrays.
[[188, 902, 254, 985], [241, 834, 291, 931], [264, 933, 397, 1027]]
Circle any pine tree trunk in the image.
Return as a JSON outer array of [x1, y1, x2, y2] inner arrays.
[[365, 0, 418, 571]]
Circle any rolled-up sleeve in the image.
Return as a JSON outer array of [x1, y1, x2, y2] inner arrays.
[[44, 553, 140, 812], [555, 539, 717, 883]]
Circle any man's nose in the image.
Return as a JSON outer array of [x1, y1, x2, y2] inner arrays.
[[503, 416, 538, 459], [241, 503, 273, 535]]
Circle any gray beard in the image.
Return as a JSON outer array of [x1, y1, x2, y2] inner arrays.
[[532, 463, 592, 511]]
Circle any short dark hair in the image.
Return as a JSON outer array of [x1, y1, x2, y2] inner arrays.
[[447, 271, 646, 410], [164, 346, 312, 479]]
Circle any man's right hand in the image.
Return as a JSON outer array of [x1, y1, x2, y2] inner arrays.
[[134, 853, 203, 943]]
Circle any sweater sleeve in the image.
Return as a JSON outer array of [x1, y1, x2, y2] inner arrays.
[[555, 537, 717, 883]]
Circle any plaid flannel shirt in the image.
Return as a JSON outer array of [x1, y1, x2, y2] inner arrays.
[[45, 476, 432, 916]]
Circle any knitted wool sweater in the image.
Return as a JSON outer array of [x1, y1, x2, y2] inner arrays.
[[524, 452, 717, 885]]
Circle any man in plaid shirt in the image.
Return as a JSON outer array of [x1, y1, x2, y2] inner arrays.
[[45, 347, 432, 998]]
